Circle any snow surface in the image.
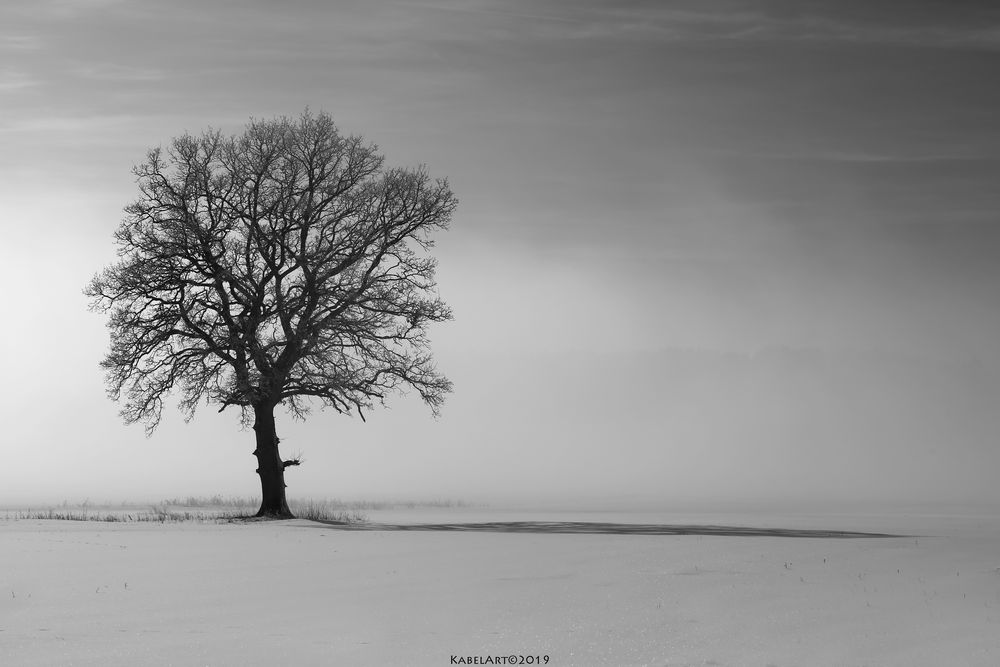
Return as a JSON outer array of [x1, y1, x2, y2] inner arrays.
[[3, 510, 1000, 666]]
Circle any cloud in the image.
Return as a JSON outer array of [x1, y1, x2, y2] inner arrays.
[[401, 0, 588, 26], [400, 1, 1000, 51], [764, 16, 1000, 50], [508, 2, 1000, 49], [72, 63, 165, 82], [0, 34, 42, 50], [21, 0, 126, 19], [704, 148, 1000, 164], [0, 67, 38, 93], [0, 113, 139, 133]]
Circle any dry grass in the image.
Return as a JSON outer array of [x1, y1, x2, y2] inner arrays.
[[4, 507, 213, 523], [1, 496, 477, 524], [161, 495, 477, 511]]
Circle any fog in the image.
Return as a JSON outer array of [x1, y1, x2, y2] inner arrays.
[[2, 0, 1000, 510]]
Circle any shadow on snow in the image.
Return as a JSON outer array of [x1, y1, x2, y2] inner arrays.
[[306, 520, 907, 538]]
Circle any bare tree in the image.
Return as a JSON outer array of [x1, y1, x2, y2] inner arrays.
[[86, 110, 456, 518]]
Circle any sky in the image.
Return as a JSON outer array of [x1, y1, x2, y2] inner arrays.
[[2, 0, 1000, 509]]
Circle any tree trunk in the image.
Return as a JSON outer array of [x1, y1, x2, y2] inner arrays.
[[252, 402, 293, 518]]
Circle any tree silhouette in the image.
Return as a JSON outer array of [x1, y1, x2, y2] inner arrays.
[[86, 111, 456, 517]]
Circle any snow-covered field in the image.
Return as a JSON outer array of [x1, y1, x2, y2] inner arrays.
[[3, 508, 999, 666]]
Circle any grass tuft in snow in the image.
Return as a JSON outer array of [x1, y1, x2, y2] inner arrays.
[[5, 508, 207, 523], [161, 495, 478, 511], [2, 496, 479, 524], [3, 502, 369, 524], [288, 499, 367, 524]]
